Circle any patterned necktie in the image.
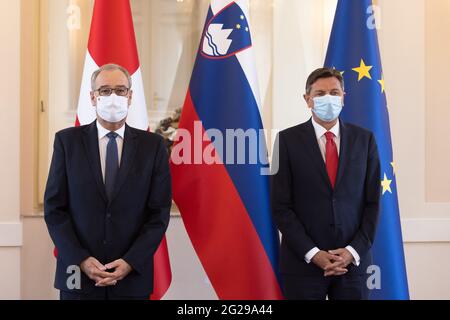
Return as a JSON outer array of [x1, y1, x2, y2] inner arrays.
[[325, 131, 339, 188], [105, 132, 119, 201]]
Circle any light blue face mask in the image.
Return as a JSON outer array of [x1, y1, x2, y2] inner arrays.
[[312, 95, 343, 122]]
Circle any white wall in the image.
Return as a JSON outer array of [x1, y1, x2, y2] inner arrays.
[[374, 0, 450, 299], [0, 0, 22, 300]]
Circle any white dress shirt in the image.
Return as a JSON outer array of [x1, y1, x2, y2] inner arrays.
[[304, 117, 360, 266], [97, 121, 125, 182]]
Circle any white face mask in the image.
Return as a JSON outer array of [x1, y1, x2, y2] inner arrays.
[[96, 94, 129, 123], [312, 94, 343, 122]]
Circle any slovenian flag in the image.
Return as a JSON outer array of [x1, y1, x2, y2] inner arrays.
[[74, 0, 172, 300], [325, 0, 410, 299], [170, 0, 282, 299]]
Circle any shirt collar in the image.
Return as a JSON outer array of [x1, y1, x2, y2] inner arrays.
[[311, 117, 340, 140], [96, 121, 125, 140]]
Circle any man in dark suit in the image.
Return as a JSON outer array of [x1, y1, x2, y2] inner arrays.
[[44, 63, 172, 300], [271, 68, 381, 300]]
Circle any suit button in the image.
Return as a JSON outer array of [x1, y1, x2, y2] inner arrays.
[[106, 213, 112, 219], [103, 240, 107, 245]]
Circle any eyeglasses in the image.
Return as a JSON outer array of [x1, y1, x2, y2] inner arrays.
[[95, 87, 130, 97]]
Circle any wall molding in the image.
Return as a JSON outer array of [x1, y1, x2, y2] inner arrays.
[[0, 222, 23, 247], [402, 218, 450, 243], [4, 218, 448, 246]]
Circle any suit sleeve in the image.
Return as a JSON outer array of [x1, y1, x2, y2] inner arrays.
[[271, 133, 317, 260], [349, 133, 381, 257], [123, 137, 172, 274], [44, 133, 91, 267]]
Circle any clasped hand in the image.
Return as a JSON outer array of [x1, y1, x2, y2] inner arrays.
[[311, 248, 354, 277], [80, 257, 132, 287]]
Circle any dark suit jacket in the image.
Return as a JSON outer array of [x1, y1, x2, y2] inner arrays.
[[271, 119, 381, 276], [44, 121, 172, 296]]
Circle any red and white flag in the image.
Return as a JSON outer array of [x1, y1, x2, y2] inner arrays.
[[76, 0, 172, 300]]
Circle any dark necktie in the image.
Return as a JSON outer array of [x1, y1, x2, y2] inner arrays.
[[105, 132, 119, 201], [325, 131, 339, 188]]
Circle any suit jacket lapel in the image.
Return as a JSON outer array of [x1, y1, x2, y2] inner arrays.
[[298, 119, 333, 189], [82, 121, 108, 203], [335, 120, 350, 190], [109, 124, 138, 203]]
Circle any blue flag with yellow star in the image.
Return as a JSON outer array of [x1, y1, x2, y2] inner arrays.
[[325, 0, 409, 300]]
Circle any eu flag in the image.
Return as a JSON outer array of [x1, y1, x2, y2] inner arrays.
[[325, 0, 409, 299]]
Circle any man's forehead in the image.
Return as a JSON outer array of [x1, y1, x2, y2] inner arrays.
[[95, 70, 128, 84], [311, 78, 342, 90]]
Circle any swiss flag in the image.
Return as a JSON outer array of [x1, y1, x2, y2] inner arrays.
[[68, 0, 171, 300]]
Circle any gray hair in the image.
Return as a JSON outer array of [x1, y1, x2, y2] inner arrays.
[[91, 63, 132, 91]]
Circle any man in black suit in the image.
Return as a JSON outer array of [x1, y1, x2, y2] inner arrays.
[[44, 63, 172, 300], [271, 68, 381, 300]]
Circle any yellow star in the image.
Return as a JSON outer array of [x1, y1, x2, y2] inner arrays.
[[391, 161, 396, 175], [381, 173, 392, 195], [378, 76, 385, 93], [240, 15, 245, 20], [245, 27, 249, 32], [236, 24, 241, 29], [352, 59, 373, 81]]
